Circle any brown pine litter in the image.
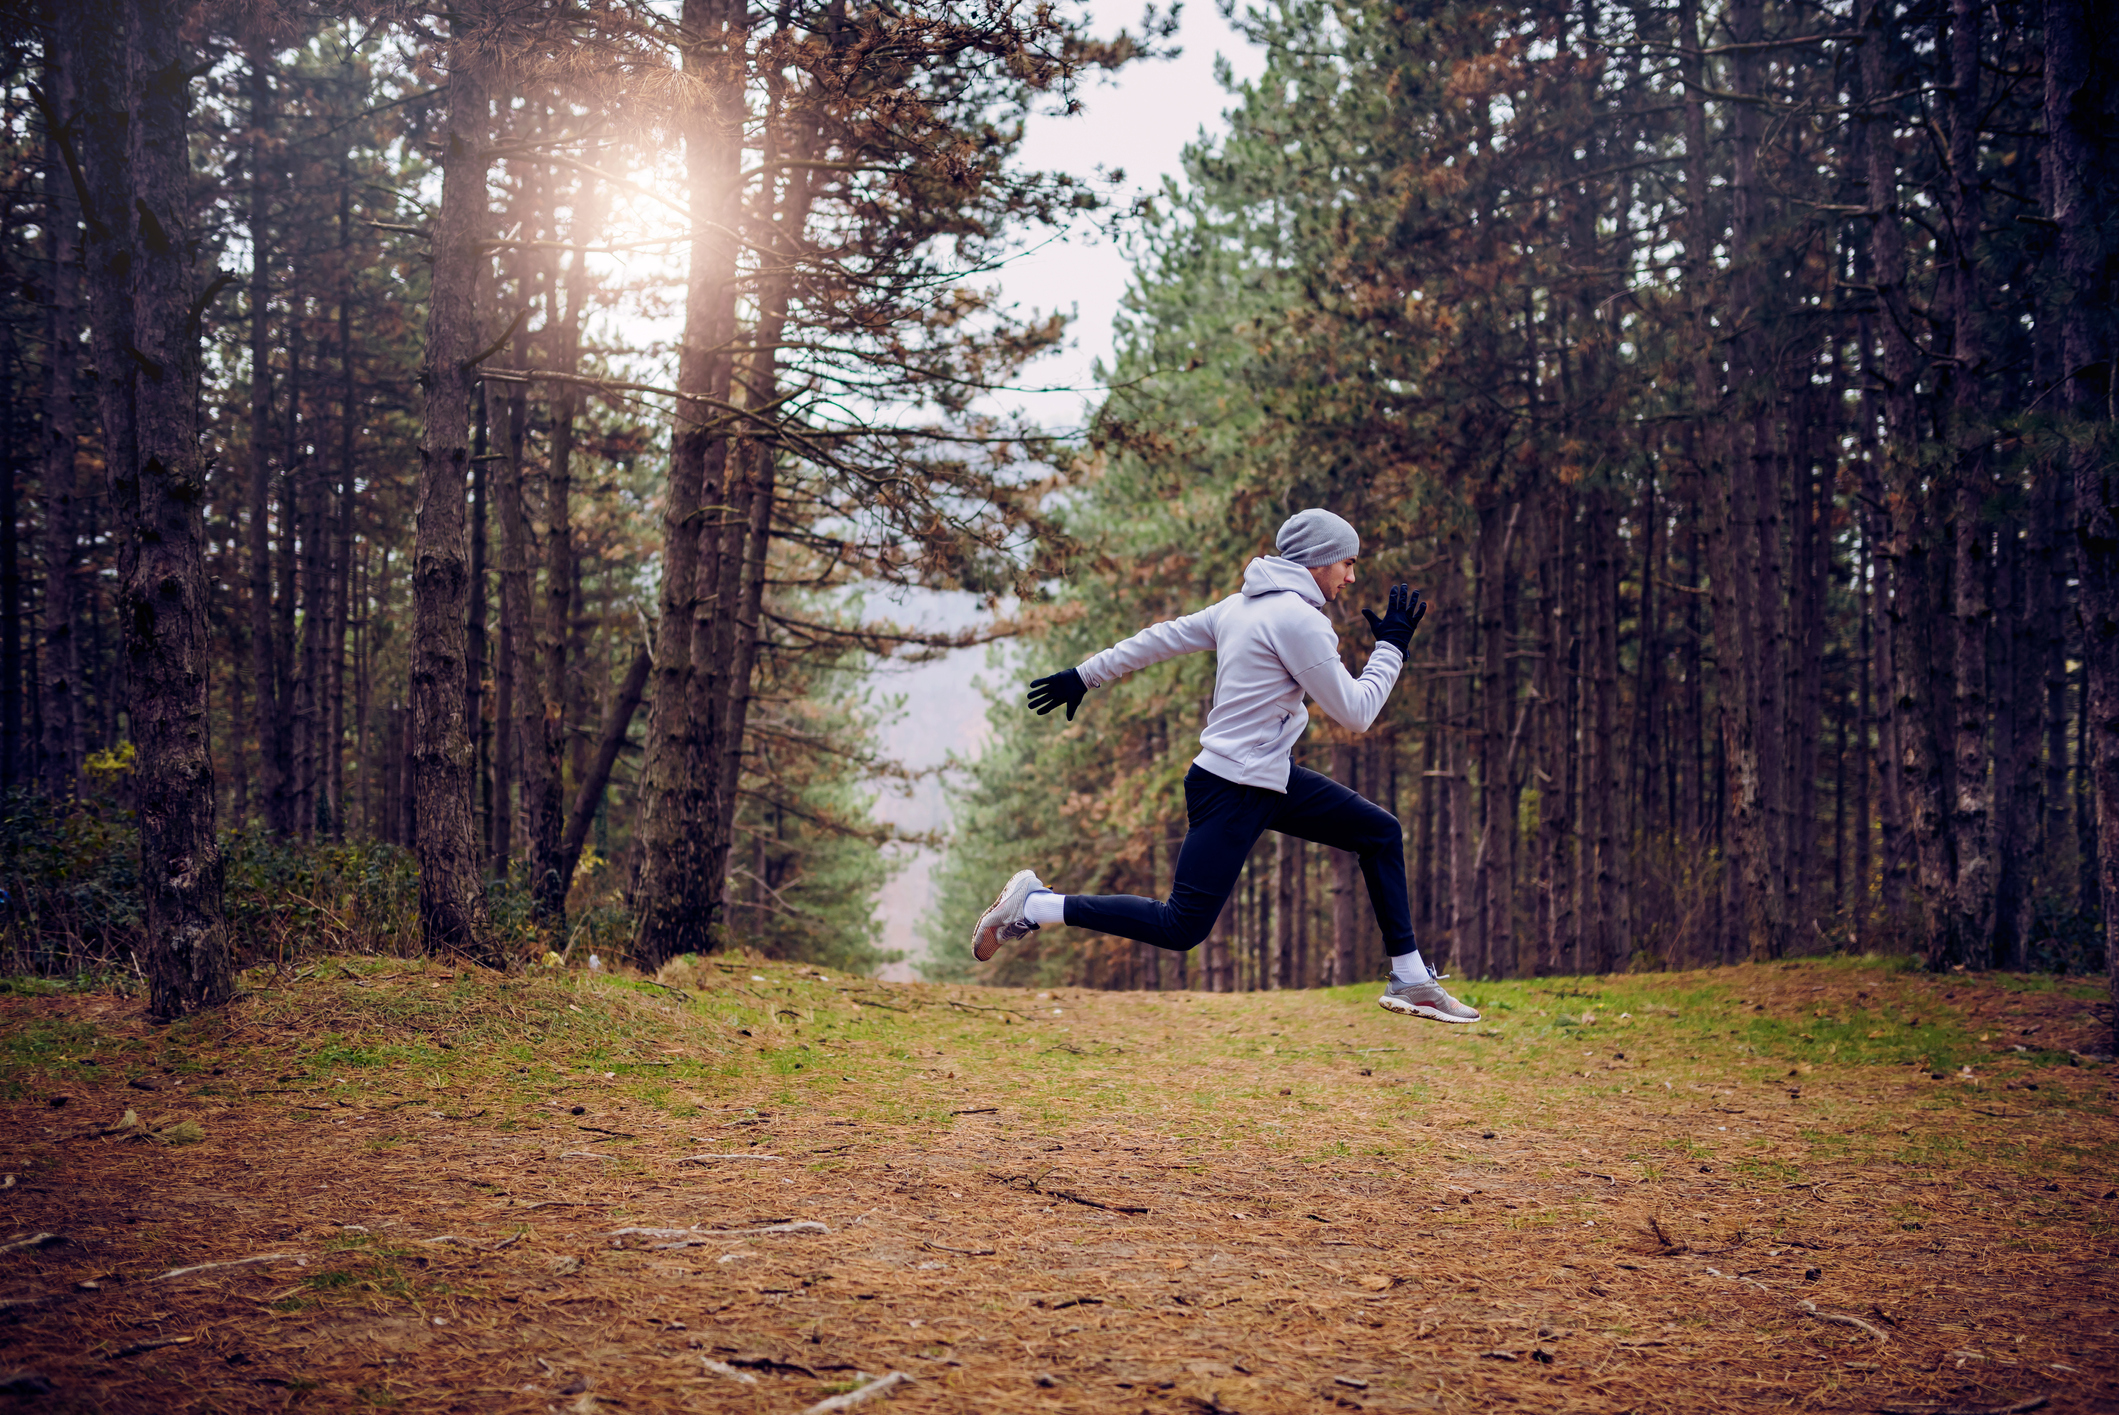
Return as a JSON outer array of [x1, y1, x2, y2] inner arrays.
[[0, 957, 2112, 1412]]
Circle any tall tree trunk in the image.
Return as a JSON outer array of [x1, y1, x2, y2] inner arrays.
[[1205, 891, 1231, 992], [490, 425, 514, 874], [1587, 495, 1620, 972], [1273, 830, 1294, 989], [1542, 493, 1579, 971], [2045, 0, 2119, 1046], [296, 371, 327, 839], [326, 158, 355, 840], [1680, 0, 1760, 963], [1475, 502, 1511, 976], [1856, 540, 1875, 936], [70, 0, 232, 1017], [1858, 4, 1913, 926], [1996, 516, 2038, 967], [354, 541, 372, 838], [1440, 559, 1473, 975], [632, 0, 747, 966], [501, 163, 562, 920], [1, 334, 21, 794], [410, 18, 497, 964], [531, 182, 598, 918], [468, 384, 489, 852], [1792, 381, 1832, 953], [246, 42, 287, 834], [1944, 0, 1995, 966], [496, 339, 538, 889], [701, 143, 819, 936], [38, 58, 82, 801]]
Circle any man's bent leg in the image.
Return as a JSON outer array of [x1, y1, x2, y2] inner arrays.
[[1271, 767, 1478, 1020], [1270, 766, 1417, 954], [1062, 766, 1276, 951]]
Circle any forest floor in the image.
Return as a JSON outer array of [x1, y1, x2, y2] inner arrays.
[[0, 954, 2114, 1415]]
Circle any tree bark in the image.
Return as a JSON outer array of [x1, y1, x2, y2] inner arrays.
[[531, 213, 586, 920], [1588, 495, 1620, 972], [2045, 0, 2119, 1045], [632, 0, 747, 966], [2, 330, 22, 793], [38, 54, 82, 801], [496, 368, 534, 877], [71, 0, 232, 1017], [245, 41, 287, 835], [410, 19, 497, 964], [329, 164, 354, 840], [1679, 0, 1761, 964], [468, 384, 489, 852], [1859, 0, 1917, 927], [1440, 549, 1472, 973], [701, 134, 820, 940], [1540, 492, 1578, 972], [1945, 0, 1995, 966]]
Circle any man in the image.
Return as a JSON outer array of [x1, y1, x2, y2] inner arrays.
[[971, 508, 1478, 1023]]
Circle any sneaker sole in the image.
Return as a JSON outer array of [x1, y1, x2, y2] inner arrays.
[[972, 869, 1040, 962], [1378, 994, 1480, 1024]]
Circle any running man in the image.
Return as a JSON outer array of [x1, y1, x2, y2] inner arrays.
[[971, 508, 1479, 1023]]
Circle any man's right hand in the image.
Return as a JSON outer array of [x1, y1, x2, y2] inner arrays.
[[1027, 668, 1088, 721], [1362, 583, 1425, 654]]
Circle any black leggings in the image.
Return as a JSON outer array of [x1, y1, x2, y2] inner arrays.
[[1063, 763, 1416, 957]]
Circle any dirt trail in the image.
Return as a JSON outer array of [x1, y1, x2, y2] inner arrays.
[[0, 959, 2114, 1412]]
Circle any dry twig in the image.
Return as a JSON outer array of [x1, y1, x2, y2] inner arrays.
[[104, 1335, 197, 1359], [147, 1252, 303, 1283], [0, 1232, 60, 1256], [1798, 1299, 1889, 1341], [799, 1371, 913, 1413]]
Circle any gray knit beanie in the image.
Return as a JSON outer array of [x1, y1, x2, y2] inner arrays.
[[1275, 508, 1361, 568]]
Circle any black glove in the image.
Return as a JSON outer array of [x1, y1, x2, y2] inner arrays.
[[1362, 584, 1426, 654], [1027, 667, 1088, 721]]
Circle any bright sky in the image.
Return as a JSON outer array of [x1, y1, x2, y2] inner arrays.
[[867, 2, 1267, 975]]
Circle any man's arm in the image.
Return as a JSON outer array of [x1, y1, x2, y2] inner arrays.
[[1293, 640, 1403, 732], [1283, 585, 1421, 731], [1074, 602, 1223, 690]]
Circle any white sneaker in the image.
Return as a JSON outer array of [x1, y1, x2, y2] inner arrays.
[[972, 869, 1044, 962], [1378, 976, 1481, 1023]]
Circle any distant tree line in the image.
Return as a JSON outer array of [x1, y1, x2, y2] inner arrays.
[[931, 0, 2119, 1031], [0, 0, 1148, 1014]]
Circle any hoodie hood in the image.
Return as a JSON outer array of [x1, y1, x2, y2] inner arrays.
[[1242, 555, 1326, 606]]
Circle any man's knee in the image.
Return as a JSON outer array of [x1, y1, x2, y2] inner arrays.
[[1164, 917, 1214, 952], [1161, 885, 1231, 952], [1358, 807, 1403, 854]]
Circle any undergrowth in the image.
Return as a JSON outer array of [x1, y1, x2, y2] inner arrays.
[[0, 791, 887, 984]]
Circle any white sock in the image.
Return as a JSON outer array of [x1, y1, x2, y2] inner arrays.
[[1024, 890, 1066, 927], [1389, 950, 1433, 986]]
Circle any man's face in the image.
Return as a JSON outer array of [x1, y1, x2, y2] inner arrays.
[[1309, 557, 1357, 602]]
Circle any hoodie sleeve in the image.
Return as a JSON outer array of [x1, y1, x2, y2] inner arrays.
[[1287, 628, 1403, 732], [1076, 602, 1223, 689]]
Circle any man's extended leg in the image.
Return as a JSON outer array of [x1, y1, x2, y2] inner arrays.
[[1269, 765, 1480, 1022], [974, 766, 1277, 958]]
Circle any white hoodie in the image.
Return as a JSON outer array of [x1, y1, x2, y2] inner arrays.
[[1074, 556, 1404, 792]]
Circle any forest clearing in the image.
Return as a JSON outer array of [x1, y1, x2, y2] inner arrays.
[[1, 957, 2114, 1413], [5, 2, 2119, 1406]]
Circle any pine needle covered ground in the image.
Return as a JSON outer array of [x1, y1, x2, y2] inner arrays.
[[0, 957, 2114, 1413]]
